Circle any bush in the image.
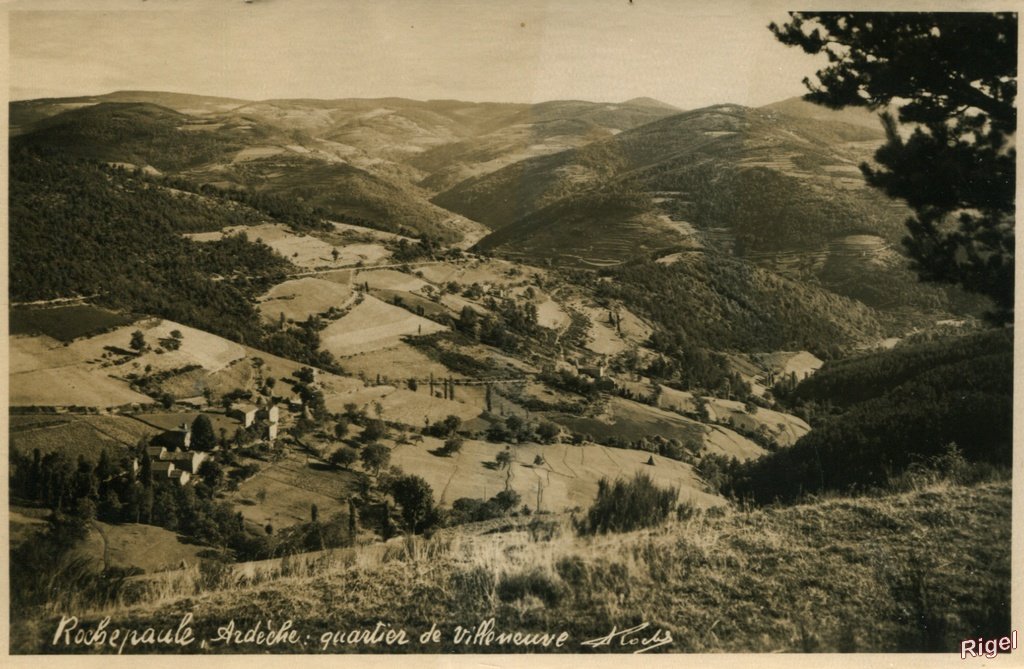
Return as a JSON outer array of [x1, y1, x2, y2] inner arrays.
[[390, 474, 440, 534], [576, 472, 677, 535], [496, 568, 566, 607], [330, 446, 358, 469], [440, 435, 464, 456]]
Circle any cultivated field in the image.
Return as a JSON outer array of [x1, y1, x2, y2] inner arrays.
[[551, 397, 764, 462], [319, 296, 447, 357], [355, 268, 429, 292], [185, 223, 343, 269], [10, 363, 152, 408], [388, 437, 723, 511], [9, 414, 159, 463], [416, 258, 544, 289], [535, 298, 571, 330], [229, 449, 360, 531], [337, 341, 453, 382], [324, 385, 482, 426], [131, 411, 242, 436], [257, 277, 354, 323]]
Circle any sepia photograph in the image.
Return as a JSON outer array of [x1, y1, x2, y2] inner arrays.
[[3, 0, 1017, 662]]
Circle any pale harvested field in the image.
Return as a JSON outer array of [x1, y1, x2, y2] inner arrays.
[[759, 350, 824, 381], [10, 316, 364, 408], [323, 385, 480, 426], [338, 341, 452, 382], [232, 145, 286, 162], [10, 366, 151, 407], [376, 388, 483, 425], [355, 268, 428, 292], [656, 385, 697, 413], [257, 277, 353, 323], [388, 438, 723, 512], [25, 318, 246, 375], [330, 220, 412, 242], [703, 425, 767, 461], [123, 321, 248, 374], [535, 298, 571, 330], [331, 243, 391, 266], [187, 223, 339, 269], [567, 300, 626, 355], [705, 398, 811, 448], [416, 258, 542, 289], [239, 345, 364, 396], [155, 358, 256, 400], [319, 296, 447, 357], [555, 397, 764, 463]]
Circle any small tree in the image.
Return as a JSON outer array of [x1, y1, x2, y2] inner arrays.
[[130, 330, 147, 352], [361, 443, 391, 475], [390, 474, 439, 534], [442, 435, 464, 457], [495, 449, 514, 470], [536, 421, 560, 444], [191, 414, 217, 451], [334, 419, 350, 440], [361, 418, 387, 442], [330, 446, 358, 469]]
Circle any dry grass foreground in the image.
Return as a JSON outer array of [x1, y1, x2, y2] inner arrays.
[[14, 480, 1009, 654]]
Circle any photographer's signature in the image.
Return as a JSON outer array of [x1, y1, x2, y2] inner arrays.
[[581, 622, 673, 653]]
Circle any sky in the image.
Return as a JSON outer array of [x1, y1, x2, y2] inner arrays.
[[8, 0, 828, 108]]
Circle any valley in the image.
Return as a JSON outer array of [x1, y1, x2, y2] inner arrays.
[[7, 87, 1010, 655]]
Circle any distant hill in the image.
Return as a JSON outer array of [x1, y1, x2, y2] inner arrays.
[[450, 104, 904, 260], [761, 95, 886, 133], [10, 90, 250, 131], [12, 101, 471, 242], [622, 96, 681, 111]]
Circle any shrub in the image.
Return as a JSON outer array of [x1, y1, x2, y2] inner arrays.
[[496, 568, 566, 607], [576, 472, 677, 535], [330, 446, 358, 469], [390, 474, 440, 534], [440, 435, 464, 456]]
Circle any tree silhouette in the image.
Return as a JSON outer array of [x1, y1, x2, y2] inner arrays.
[[191, 414, 217, 451], [770, 12, 1016, 320], [361, 443, 391, 475], [130, 329, 147, 352], [389, 474, 439, 534]]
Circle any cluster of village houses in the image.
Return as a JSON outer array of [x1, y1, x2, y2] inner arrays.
[[145, 402, 281, 485]]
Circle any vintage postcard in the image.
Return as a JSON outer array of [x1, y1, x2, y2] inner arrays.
[[2, 1, 1018, 667]]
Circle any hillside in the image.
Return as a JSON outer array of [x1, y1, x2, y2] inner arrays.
[[439, 104, 898, 243], [730, 329, 1013, 502], [12, 480, 1009, 653], [595, 254, 885, 356], [11, 101, 471, 242]]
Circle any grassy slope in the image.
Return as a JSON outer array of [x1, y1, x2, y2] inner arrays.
[[16, 480, 1009, 654]]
